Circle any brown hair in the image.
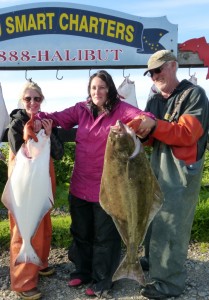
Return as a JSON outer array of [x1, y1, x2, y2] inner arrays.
[[87, 70, 120, 113]]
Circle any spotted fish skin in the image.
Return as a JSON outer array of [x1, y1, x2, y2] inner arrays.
[[99, 120, 164, 286]]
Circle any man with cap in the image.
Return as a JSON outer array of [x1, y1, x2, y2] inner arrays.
[[127, 49, 209, 299]]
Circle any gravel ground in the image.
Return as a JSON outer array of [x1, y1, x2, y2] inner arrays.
[[0, 243, 209, 300]]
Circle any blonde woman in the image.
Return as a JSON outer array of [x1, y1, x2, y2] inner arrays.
[[7, 80, 63, 300]]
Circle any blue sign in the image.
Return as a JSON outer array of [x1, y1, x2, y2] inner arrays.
[[0, 2, 178, 68]]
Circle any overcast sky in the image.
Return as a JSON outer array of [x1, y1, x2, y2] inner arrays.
[[0, 0, 209, 113]]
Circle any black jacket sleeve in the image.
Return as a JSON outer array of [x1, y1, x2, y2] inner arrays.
[[8, 119, 25, 155], [50, 127, 64, 160]]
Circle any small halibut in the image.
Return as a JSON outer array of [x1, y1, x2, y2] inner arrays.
[[1, 129, 53, 266], [99, 120, 163, 286]]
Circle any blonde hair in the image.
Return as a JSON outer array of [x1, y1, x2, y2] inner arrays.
[[18, 79, 44, 108]]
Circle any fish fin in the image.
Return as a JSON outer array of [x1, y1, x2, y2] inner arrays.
[[15, 240, 43, 266], [49, 197, 54, 206], [112, 218, 129, 245], [1, 177, 13, 210], [112, 254, 145, 286], [99, 182, 111, 214], [48, 181, 54, 205]]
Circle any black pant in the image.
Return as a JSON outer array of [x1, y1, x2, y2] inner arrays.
[[68, 194, 121, 292]]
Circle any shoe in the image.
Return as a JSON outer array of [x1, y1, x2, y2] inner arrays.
[[16, 287, 41, 299], [68, 278, 83, 287], [140, 256, 149, 271], [39, 266, 55, 276], [140, 283, 168, 299], [85, 287, 96, 296]]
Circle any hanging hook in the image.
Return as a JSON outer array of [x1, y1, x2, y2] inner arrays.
[[56, 70, 63, 80], [189, 67, 196, 78], [123, 69, 130, 78], [25, 70, 32, 82]]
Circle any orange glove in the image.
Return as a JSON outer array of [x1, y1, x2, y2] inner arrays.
[[126, 117, 142, 133], [23, 113, 38, 142]]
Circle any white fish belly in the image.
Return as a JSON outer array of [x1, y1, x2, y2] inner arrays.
[[1, 130, 53, 265]]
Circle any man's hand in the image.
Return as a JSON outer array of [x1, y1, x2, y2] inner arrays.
[[127, 115, 157, 138], [126, 117, 142, 133]]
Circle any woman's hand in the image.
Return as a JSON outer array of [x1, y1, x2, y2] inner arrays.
[[34, 119, 42, 133], [41, 119, 53, 136]]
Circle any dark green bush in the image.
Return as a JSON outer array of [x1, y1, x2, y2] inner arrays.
[[191, 197, 209, 242], [190, 151, 209, 242], [54, 142, 75, 184], [51, 216, 72, 248], [0, 220, 10, 252], [0, 144, 8, 198], [0, 160, 7, 197]]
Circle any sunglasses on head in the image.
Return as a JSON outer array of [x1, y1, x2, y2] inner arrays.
[[148, 63, 167, 78], [23, 96, 42, 103]]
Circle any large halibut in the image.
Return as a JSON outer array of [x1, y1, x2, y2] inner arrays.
[[99, 120, 163, 285], [1, 129, 53, 266]]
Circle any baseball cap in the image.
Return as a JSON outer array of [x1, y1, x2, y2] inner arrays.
[[144, 50, 177, 76]]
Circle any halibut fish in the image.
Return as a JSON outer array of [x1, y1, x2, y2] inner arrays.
[[1, 129, 53, 266], [99, 121, 163, 285]]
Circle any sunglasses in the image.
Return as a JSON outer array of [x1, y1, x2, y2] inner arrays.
[[23, 96, 42, 103], [148, 63, 167, 78]]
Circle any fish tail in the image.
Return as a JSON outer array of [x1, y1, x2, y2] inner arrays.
[[112, 254, 145, 286], [15, 241, 43, 266]]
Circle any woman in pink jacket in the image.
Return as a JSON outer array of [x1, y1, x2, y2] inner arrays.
[[36, 70, 155, 297]]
